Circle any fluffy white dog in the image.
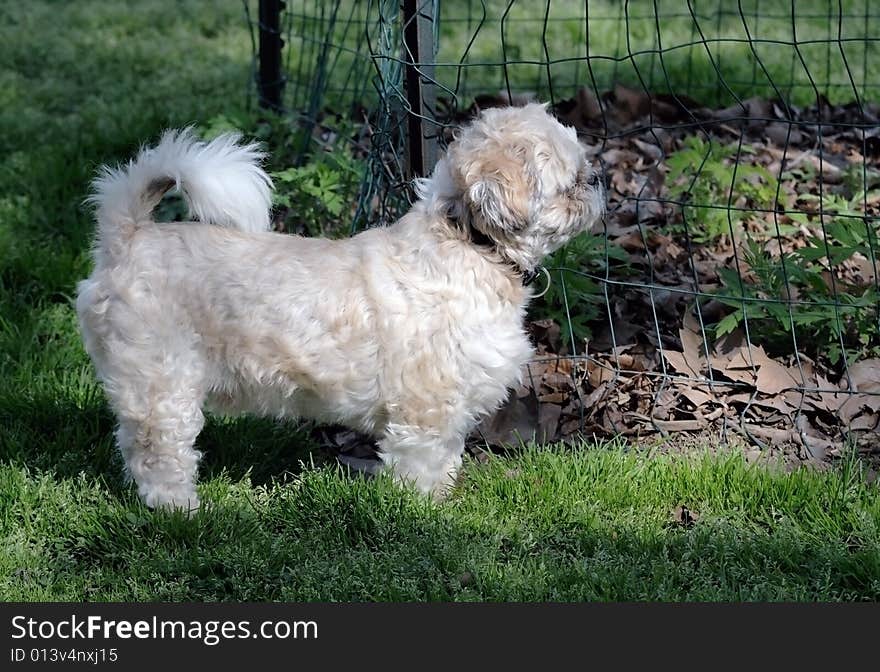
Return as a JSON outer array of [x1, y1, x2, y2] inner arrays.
[[77, 103, 605, 510]]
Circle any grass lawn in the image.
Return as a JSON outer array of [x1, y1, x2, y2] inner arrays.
[[436, 0, 880, 106], [1, 1, 879, 602], [3, 448, 879, 601], [288, 0, 880, 116]]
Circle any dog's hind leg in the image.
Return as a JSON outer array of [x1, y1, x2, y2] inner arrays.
[[78, 282, 207, 512], [377, 423, 464, 499], [115, 398, 204, 512], [106, 355, 207, 512]]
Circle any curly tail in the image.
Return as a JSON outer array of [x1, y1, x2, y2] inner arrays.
[[88, 128, 273, 257]]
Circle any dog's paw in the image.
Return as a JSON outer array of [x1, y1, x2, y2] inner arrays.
[[425, 475, 458, 502], [141, 485, 200, 515], [388, 466, 458, 502]]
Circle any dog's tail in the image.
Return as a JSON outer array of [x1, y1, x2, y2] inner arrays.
[[88, 128, 273, 254]]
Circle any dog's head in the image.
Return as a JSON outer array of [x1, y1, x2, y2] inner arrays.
[[436, 103, 605, 273]]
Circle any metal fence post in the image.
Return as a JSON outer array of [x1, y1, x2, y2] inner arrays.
[[401, 0, 438, 178], [258, 0, 285, 111]]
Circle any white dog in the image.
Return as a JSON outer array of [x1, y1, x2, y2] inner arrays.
[[76, 103, 605, 510]]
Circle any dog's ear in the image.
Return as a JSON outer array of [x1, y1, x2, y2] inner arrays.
[[450, 144, 532, 234]]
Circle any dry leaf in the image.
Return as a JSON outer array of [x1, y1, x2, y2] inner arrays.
[[679, 387, 712, 407], [588, 361, 614, 388], [845, 359, 880, 393], [839, 394, 880, 423], [654, 419, 706, 432], [754, 357, 800, 395], [662, 350, 698, 377], [850, 414, 878, 431]]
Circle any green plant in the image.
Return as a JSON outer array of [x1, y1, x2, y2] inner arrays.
[[536, 233, 629, 350], [795, 193, 879, 263], [841, 162, 880, 199], [271, 145, 365, 237], [666, 136, 778, 243], [712, 200, 880, 366], [193, 114, 368, 238]]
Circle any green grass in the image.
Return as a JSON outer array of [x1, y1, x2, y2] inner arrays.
[[1, 1, 879, 602], [287, 0, 880, 116], [2, 448, 879, 601], [436, 0, 880, 106]]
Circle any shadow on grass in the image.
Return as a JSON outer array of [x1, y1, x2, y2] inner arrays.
[[0, 391, 323, 494]]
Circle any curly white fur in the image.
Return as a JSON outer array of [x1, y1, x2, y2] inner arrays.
[[76, 104, 605, 511]]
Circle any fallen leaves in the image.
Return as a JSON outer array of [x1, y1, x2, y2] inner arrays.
[[471, 311, 880, 470]]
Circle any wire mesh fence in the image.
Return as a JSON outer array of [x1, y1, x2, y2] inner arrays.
[[245, 0, 880, 464]]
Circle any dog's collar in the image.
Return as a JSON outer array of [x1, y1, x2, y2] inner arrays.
[[520, 267, 543, 286], [460, 218, 543, 287]]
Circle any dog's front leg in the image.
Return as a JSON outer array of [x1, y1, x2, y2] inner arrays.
[[378, 423, 464, 500]]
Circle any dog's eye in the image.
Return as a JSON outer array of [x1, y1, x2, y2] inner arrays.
[[587, 173, 599, 187]]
